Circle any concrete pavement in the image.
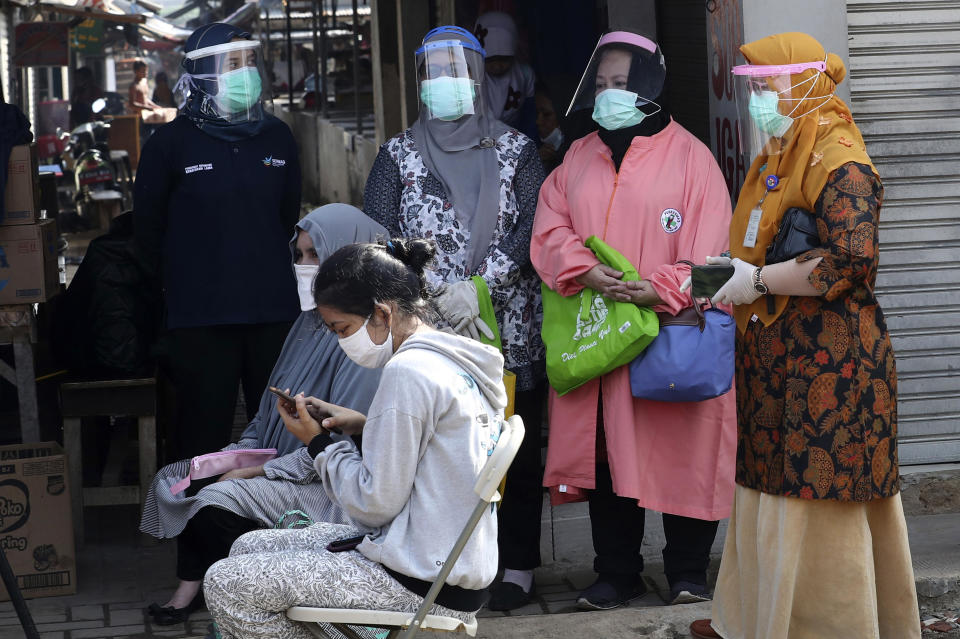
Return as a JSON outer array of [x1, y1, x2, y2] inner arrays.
[[0, 498, 957, 639]]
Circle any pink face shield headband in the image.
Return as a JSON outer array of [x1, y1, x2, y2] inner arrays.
[[598, 30, 657, 53], [731, 60, 827, 77]]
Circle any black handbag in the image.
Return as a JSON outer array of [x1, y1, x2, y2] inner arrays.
[[762, 207, 823, 313], [765, 206, 821, 265]]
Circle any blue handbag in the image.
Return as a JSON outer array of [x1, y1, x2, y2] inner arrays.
[[629, 297, 735, 402]]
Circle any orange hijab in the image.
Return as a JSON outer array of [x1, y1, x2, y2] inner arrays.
[[729, 32, 878, 332]]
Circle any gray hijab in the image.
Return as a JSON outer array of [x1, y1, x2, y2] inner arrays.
[[237, 204, 387, 454], [290, 203, 389, 266], [410, 30, 511, 273]]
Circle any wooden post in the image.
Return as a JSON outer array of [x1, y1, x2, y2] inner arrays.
[[370, 0, 401, 143], [395, 0, 430, 129]]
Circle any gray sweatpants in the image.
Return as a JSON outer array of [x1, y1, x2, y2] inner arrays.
[[204, 522, 476, 639]]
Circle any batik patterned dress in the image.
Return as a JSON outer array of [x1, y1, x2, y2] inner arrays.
[[735, 161, 899, 502], [364, 128, 546, 391]]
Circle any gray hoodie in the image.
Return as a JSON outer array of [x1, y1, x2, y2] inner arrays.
[[316, 330, 507, 590]]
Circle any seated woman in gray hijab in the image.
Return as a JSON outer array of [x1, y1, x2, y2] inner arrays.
[[140, 204, 386, 625]]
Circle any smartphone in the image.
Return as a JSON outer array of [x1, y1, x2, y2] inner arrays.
[[269, 386, 297, 404], [691, 264, 735, 299], [269, 386, 343, 434], [325, 534, 365, 553]]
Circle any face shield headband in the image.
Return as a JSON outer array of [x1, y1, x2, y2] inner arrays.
[[175, 40, 265, 117], [415, 28, 487, 122], [566, 31, 666, 122], [732, 59, 834, 129]]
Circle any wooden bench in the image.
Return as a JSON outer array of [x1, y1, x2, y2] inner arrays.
[[60, 378, 156, 547]]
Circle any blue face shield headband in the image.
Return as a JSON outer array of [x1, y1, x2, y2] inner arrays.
[[415, 27, 486, 121], [415, 26, 487, 58]]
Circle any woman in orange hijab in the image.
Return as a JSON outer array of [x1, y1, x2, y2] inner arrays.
[[689, 33, 920, 639]]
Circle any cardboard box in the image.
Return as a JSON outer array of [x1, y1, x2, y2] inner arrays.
[[0, 442, 76, 601], [0, 219, 60, 305], [3, 144, 40, 225]]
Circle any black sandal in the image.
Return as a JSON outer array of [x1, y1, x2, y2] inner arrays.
[[147, 592, 204, 625]]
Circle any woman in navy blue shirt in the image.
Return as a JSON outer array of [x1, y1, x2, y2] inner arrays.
[[134, 23, 301, 459]]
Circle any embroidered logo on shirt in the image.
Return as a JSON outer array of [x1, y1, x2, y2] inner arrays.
[[660, 208, 682, 233], [262, 156, 286, 167], [184, 163, 213, 174]]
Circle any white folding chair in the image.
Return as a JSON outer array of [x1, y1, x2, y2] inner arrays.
[[287, 414, 526, 639]]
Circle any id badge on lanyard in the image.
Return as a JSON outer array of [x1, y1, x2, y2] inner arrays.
[[743, 208, 763, 248], [743, 174, 780, 248]]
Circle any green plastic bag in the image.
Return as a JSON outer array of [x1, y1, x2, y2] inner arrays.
[[471, 276, 502, 352], [541, 236, 659, 395], [471, 276, 516, 417]]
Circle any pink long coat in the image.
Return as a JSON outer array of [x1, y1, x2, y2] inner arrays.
[[531, 120, 737, 520]]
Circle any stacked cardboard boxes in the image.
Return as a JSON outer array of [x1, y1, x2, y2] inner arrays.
[[1, 144, 59, 305]]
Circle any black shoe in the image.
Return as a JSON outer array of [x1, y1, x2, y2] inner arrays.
[[576, 574, 647, 611], [668, 580, 712, 605], [487, 580, 534, 611], [147, 592, 204, 626]]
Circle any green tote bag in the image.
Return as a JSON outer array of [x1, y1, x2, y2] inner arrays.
[[541, 236, 659, 395]]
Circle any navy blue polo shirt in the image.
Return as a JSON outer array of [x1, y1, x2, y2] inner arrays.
[[134, 114, 301, 329]]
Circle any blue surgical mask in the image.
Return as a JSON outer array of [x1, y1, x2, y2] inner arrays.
[[748, 90, 794, 137], [419, 77, 476, 121], [592, 89, 647, 130]]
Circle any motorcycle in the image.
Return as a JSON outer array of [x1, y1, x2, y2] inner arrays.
[[55, 96, 134, 231]]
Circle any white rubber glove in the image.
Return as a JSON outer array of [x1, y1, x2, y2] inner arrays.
[[712, 257, 762, 306], [434, 280, 495, 342]]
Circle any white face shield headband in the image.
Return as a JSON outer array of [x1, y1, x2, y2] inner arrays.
[[175, 40, 267, 121]]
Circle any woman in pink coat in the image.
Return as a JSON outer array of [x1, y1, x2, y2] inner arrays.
[[530, 31, 737, 609]]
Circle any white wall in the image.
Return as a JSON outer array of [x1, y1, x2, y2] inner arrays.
[[741, 0, 851, 103], [275, 108, 378, 207]]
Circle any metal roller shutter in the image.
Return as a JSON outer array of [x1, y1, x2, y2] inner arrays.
[[847, 0, 960, 464]]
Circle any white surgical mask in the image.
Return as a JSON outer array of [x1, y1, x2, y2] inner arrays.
[[294, 264, 319, 311], [337, 314, 394, 368], [542, 126, 564, 151]]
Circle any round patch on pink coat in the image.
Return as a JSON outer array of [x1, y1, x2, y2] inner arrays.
[[660, 208, 682, 233]]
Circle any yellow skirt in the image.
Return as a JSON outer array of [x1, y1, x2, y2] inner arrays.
[[711, 485, 920, 639]]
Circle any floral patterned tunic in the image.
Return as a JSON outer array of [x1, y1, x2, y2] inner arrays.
[[736, 162, 899, 502], [363, 128, 546, 391]]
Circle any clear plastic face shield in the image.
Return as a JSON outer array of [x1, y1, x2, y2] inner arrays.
[[732, 60, 832, 159], [567, 32, 666, 130], [415, 27, 487, 122], [174, 40, 269, 123]]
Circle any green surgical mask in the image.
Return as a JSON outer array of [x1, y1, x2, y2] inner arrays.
[[748, 90, 794, 137], [218, 67, 262, 113], [592, 89, 647, 130], [419, 77, 476, 121]]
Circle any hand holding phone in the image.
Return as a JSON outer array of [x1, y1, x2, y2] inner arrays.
[[691, 264, 736, 299], [270, 387, 343, 434]]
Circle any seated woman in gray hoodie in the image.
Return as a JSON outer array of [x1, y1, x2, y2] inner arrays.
[[141, 204, 385, 626], [204, 238, 507, 639]]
